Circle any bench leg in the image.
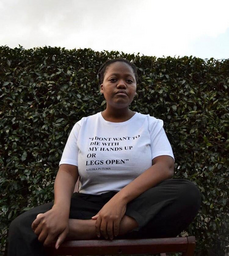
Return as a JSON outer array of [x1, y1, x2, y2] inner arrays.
[[182, 236, 196, 256]]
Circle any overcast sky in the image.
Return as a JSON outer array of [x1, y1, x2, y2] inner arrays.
[[1, 0, 229, 59]]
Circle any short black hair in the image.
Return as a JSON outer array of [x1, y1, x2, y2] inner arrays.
[[97, 58, 138, 84]]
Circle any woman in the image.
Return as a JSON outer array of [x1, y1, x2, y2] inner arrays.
[[8, 58, 201, 256]]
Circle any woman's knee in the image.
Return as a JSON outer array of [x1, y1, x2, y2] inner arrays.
[[180, 180, 201, 200], [158, 179, 201, 214], [176, 179, 201, 212], [9, 203, 53, 239], [9, 210, 34, 239]]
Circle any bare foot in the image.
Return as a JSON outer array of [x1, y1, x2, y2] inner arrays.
[[119, 215, 138, 235], [67, 216, 138, 240], [68, 219, 97, 240]]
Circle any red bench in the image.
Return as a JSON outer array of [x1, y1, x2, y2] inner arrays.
[[45, 236, 196, 256]]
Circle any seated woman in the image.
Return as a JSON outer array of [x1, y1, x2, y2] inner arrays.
[[8, 58, 201, 256]]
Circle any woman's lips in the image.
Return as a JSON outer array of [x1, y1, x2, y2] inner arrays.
[[115, 91, 127, 96]]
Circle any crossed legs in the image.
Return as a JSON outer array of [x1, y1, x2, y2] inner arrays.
[[8, 179, 201, 256]]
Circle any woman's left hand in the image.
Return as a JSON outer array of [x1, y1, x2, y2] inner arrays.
[[92, 196, 127, 240]]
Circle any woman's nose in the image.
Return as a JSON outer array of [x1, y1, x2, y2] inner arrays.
[[117, 79, 126, 88]]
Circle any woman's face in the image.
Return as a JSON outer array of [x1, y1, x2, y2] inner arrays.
[[100, 61, 137, 109]]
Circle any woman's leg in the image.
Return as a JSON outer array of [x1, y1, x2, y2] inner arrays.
[[8, 180, 200, 255], [67, 180, 201, 240], [67, 215, 138, 240], [125, 179, 201, 238], [67, 191, 116, 239], [66, 191, 137, 240], [8, 202, 53, 256], [8, 192, 119, 255]]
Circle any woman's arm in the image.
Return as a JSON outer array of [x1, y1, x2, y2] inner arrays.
[[115, 155, 174, 203], [93, 155, 174, 239], [54, 164, 79, 211], [32, 164, 78, 248]]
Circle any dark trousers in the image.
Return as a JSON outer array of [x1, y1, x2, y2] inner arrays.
[[8, 179, 201, 256]]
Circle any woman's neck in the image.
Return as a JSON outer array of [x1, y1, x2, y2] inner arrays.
[[102, 108, 135, 122]]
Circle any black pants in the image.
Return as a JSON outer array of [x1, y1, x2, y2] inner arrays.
[[8, 179, 201, 256]]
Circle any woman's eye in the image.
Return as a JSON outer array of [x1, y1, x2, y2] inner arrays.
[[109, 78, 117, 82], [127, 79, 133, 84]]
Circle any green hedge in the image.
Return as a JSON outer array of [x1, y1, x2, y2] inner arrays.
[[0, 46, 228, 255]]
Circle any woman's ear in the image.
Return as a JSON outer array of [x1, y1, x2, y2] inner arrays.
[[100, 84, 104, 94]]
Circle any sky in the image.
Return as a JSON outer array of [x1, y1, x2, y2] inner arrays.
[[0, 0, 229, 60]]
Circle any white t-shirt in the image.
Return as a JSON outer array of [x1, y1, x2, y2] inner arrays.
[[60, 112, 174, 195]]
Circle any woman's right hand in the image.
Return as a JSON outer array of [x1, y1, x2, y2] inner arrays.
[[31, 205, 69, 249], [33, 164, 78, 248]]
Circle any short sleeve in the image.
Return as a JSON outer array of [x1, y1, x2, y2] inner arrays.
[[149, 117, 174, 160], [59, 122, 80, 166]]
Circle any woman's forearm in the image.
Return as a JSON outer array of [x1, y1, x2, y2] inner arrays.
[[91, 156, 174, 240], [115, 155, 174, 205], [53, 164, 79, 216]]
